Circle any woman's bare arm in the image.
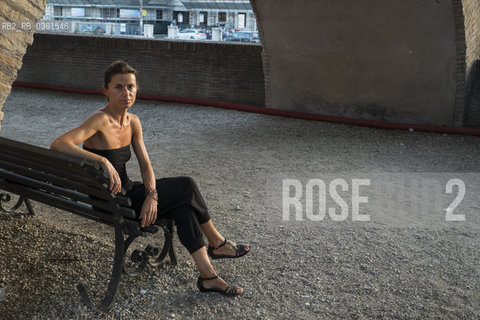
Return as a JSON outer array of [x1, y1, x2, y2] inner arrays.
[[51, 113, 106, 162], [131, 115, 156, 192], [50, 112, 122, 193], [131, 115, 157, 226]]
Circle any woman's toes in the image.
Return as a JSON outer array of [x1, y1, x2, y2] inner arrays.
[[225, 285, 243, 295], [210, 240, 250, 258], [201, 277, 243, 295]]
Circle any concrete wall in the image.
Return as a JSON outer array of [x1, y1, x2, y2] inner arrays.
[[252, 0, 465, 126], [16, 33, 265, 107], [0, 0, 46, 133]]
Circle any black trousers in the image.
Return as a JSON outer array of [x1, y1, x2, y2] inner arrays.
[[126, 176, 211, 254]]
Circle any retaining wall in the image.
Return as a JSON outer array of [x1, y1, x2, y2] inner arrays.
[[16, 33, 265, 108]]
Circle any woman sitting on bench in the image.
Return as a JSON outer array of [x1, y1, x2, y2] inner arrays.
[[50, 60, 250, 296]]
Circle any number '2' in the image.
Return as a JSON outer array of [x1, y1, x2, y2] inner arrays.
[[445, 179, 466, 221]]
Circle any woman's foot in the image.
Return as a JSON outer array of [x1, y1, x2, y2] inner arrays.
[[207, 238, 250, 260], [197, 275, 243, 295]]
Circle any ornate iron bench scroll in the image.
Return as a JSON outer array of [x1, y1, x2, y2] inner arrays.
[[0, 190, 34, 215], [0, 136, 176, 311]]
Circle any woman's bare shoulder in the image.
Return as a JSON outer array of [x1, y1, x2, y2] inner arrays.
[[128, 112, 140, 121], [84, 109, 110, 126], [129, 113, 141, 127], [92, 108, 110, 119]]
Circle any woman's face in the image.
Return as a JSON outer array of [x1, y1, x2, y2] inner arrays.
[[103, 73, 138, 109]]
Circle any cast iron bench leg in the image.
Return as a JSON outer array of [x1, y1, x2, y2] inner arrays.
[[77, 221, 125, 312], [24, 198, 35, 215], [167, 220, 177, 265], [150, 222, 177, 266]]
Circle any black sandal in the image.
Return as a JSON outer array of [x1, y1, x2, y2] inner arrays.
[[197, 275, 242, 296], [207, 238, 250, 260]]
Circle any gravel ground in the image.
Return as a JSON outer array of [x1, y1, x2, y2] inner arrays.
[[0, 87, 479, 319]]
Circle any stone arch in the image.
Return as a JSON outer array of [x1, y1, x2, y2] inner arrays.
[[0, 0, 46, 132]]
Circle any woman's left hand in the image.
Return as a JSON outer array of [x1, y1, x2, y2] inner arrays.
[[139, 195, 157, 227]]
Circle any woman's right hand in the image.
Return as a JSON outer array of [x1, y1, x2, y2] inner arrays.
[[100, 159, 122, 194]]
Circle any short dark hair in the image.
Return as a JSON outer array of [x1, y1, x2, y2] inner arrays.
[[104, 60, 137, 88]]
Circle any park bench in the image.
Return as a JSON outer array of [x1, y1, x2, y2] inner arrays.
[[0, 136, 177, 311]]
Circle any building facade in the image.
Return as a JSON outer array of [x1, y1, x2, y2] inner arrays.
[[43, 0, 257, 36]]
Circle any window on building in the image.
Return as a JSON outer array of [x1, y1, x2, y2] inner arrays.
[[199, 12, 207, 25], [71, 8, 85, 17], [218, 12, 226, 22], [174, 11, 189, 25], [53, 6, 62, 17], [102, 8, 117, 18], [238, 13, 246, 29], [156, 10, 163, 20]]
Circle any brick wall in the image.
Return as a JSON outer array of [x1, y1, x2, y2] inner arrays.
[[453, 0, 466, 126], [0, 0, 46, 133], [250, 0, 271, 110], [16, 33, 265, 108]]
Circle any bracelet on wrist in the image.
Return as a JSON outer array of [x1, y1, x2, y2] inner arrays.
[[145, 188, 158, 201]]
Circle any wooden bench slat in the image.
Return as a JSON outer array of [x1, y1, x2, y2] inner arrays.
[[0, 178, 137, 222], [0, 176, 137, 221], [0, 141, 110, 185], [0, 152, 106, 189], [0, 159, 106, 195], [0, 178, 116, 222], [0, 138, 110, 186], [0, 137, 85, 167], [0, 147, 99, 180], [0, 169, 137, 218], [0, 160, 132, 207], [112, 194, 132, 207]]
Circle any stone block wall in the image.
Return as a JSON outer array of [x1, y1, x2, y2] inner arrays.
[[462, 0, 480, 126], [463, 0, 480, 71], [0, 0, 46, 133]]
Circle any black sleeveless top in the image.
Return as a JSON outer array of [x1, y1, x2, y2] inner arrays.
[[83, 144, 135, 192]]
